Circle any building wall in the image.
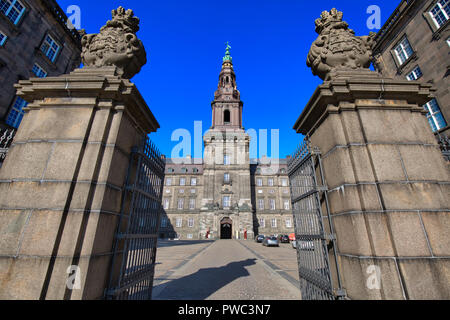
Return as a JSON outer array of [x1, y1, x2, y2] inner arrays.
[[373, 0, 449, 137], [0, 0, 81, 128], [159, 157, 295, 240]]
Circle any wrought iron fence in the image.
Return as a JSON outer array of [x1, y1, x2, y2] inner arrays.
[[437, 134, 450, 162], [106, 137, 166, 300], [288, 138, 345, 300], [0, 128, 15, 166]]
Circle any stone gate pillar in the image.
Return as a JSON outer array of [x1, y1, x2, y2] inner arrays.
[[0, 7, 160, 300], [295, 9, 450, 300]]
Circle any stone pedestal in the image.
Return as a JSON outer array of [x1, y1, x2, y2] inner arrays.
[[0, 67, 159, 300], [294, 71, 450, 300]]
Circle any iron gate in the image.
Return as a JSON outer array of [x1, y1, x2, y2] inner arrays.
[[0, 129, 15, 167], [106, 137, 165, 300], [288, 138, 345, 300]]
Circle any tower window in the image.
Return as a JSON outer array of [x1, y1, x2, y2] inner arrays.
[[224, 110, 231, 124]]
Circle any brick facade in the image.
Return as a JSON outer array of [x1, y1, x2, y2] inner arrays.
[[0, 0, 81, 128]]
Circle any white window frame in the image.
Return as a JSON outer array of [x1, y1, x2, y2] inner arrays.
[[430, 0, 450, 29], [179, 178, 186, 186], [177, 198, 184, 210], [166, 178, 172, 186], [284, 200, 290, 210], [224, 173, 230, 183], [32, 63, 47, 78], [190, 178, 197, 186], [424, 99, 447, 132], [163, 198, 170, 210], [393, 37, 414, 66], [406, 66, 423, 81], [286, 218, 292, 228], [268, 178, 274, 187], [281, 179, 288, 187], [224, 154, 231, 165], [270, 199, 276, 211], [40, 34, 61, 63], [188, 218, 194, 228], [176, 218, 182, 228], [258, 199, 264, 210], [187, 234, 193, 239], [179, 189, 185, 194], [257, 178, 263, 187], [189, 198, 196, 210], [223, 196, 231, 208], [271, 218, 277, 228], [0, 0, 26, 25], [259, 218, 265, 228], [0, 31, 7, 46], [6, 96, 27, 128]]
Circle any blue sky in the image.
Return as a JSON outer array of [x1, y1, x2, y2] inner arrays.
[[58, 0, 399, 158]]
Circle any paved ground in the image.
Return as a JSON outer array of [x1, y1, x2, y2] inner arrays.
[[152, 240, 301, 300]]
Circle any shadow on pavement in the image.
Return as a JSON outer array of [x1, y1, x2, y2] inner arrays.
[[153, 259, 257, 300], [157, 240, 214, 248]]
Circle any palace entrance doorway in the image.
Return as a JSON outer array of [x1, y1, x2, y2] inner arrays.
[[220, 217, 233, 240]]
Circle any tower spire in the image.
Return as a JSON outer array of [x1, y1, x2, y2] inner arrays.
[[211, 42, 243, 130]]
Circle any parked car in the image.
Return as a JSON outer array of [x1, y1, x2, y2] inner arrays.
[[289, 233, 296, 242], [280, 235, 290, 243], [263, 236, 280, 247], [255, 235, 265, 243]]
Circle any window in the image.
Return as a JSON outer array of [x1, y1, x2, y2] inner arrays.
[[224, 154, 231, 165], [190, 178, 197, 186], [40, 35, 60, 62], [166, 178, 172, 186], [258, 190, 263, 194], [161, 217, 168, 228], [447, 37, 450, 47], [224, 110, 231, 124], [167, 168, 175, 173], [430, 0, 449, 28], [189, 199, 196, 210], [166, 189, 171, 194], [268, 178, 274, 187], [406, 66, 423, 81], [163, 198, 170, 210], [188, 218, 194, 228], [223, 196, 231, 208], [193, 168, 199, 173], [257, 178, 263, 187], [0, 0, 25, 25], [424, 99, 447, 132], [177, 199, 184, 210], [32, 64, 47, 78], [181, 168, 188, 173], [271, 219, 277, 228], [259, 218, 265, 228], [180, 178, 186, 186], [283, 189, 289, 194], [286, 218, 292, 228], [258, 199, 265, 210], [281, 179, 288, 187], [269, 189, 275, 194], [179, 189, 185, 194], [284, 200, 290, 210], [176, 218, 182, 228], [6, 96, 27, 128], [187, 234, 193, 239], [0, 31, 7, 46], [270, 199, 276, 211], [393, 37, 414, 66], [224, 173, 230, 183], [190, 189, 196, 194]]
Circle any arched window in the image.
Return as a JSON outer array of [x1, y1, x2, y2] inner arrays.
[[224, 110, 231, 124], [226, 76, 230, 84]]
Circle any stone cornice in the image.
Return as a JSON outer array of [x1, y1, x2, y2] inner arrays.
[[293, 71, 435, 136], [15, 67, 159, 134]]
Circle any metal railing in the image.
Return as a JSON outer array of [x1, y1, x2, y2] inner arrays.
[[288, 138, 345, 300], [0, 128, 15, 166], [106, 137, 166, 300]]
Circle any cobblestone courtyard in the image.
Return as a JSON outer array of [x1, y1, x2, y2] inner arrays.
[[152, 240, 302, 300]]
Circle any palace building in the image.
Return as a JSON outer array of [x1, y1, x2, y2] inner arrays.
[[159, 45, 295, 240]]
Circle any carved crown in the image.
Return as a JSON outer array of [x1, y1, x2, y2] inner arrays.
[[104, 6, 140, 34], [314, 8, 348, 33]]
